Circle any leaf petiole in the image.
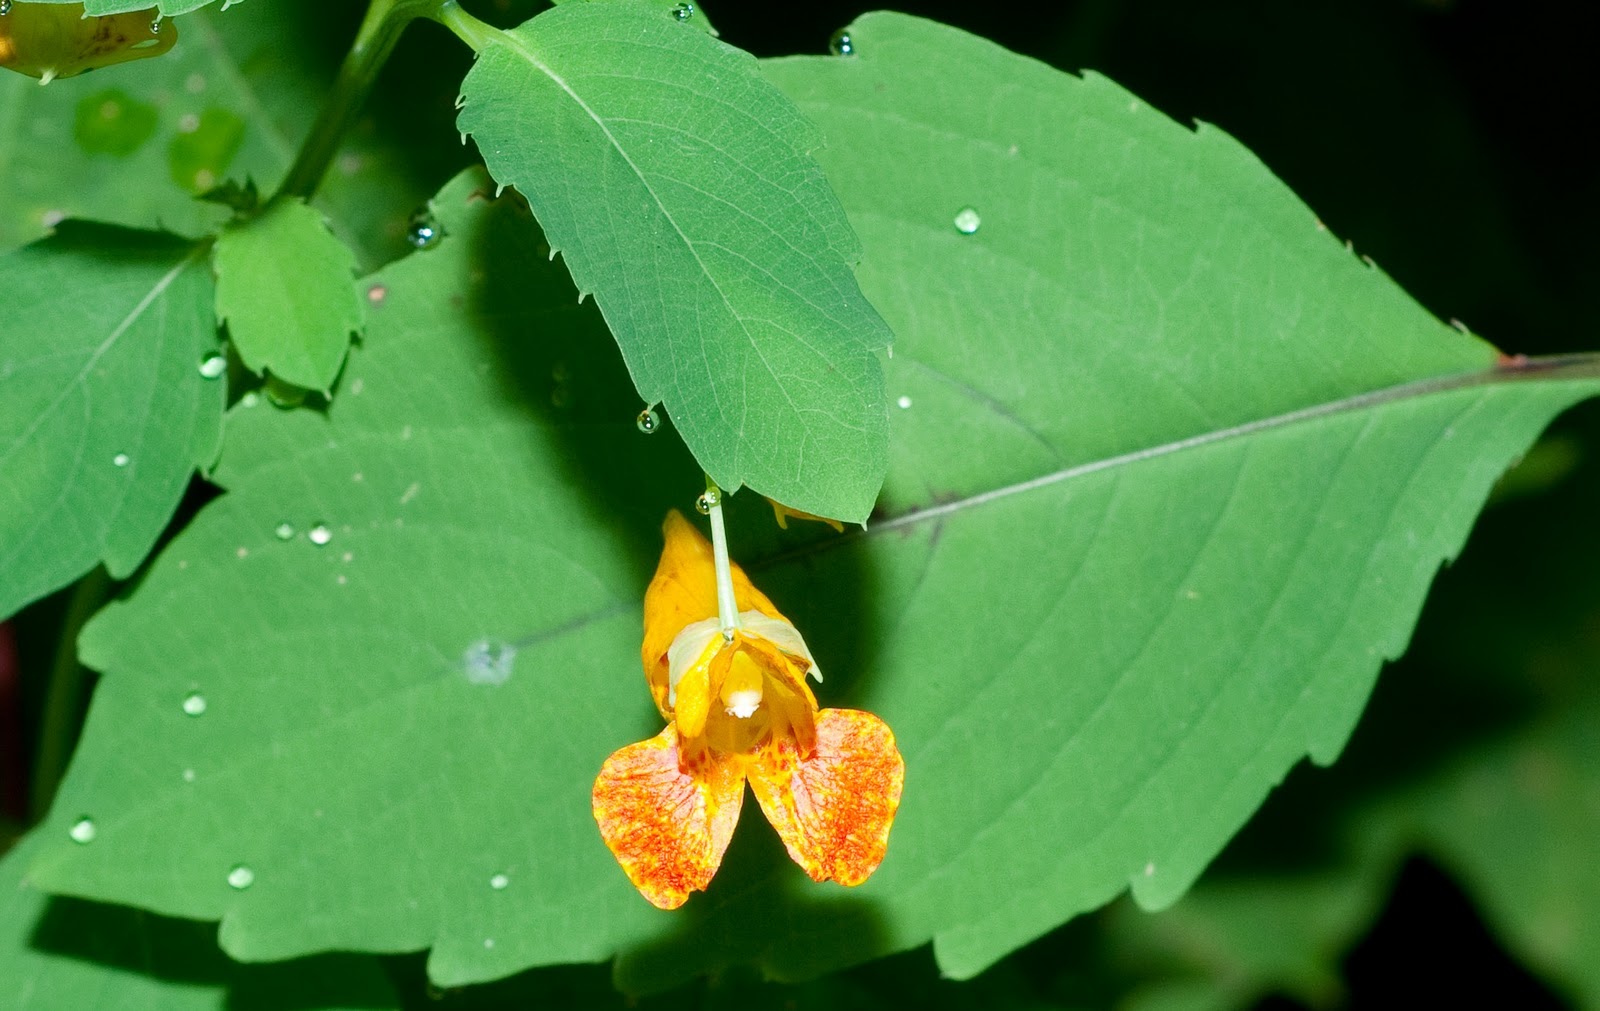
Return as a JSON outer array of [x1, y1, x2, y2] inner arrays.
[[276, 0, 446, 201], [428, 1, 506, 53]]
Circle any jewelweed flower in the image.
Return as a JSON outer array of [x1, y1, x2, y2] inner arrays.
[[593, 510, 904, 909]]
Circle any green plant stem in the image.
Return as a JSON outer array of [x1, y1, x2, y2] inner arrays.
[[29, 567, 111, 823], [276, 0, 444, 201], [430, 0, 506, 53]]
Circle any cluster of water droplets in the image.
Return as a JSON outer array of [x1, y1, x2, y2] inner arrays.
[[272, 521, 332, 545]]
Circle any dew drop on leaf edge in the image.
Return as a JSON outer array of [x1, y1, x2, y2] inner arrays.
[[69, 817, 96, 844], [407, 210, 441, 250], [671, 2, 693, 21], [636, 407, 659, 434], [829, 29, 854, 56], [954, 206, 982, 235]]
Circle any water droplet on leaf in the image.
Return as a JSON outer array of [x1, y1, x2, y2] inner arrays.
[[182, 692, 207, 716], [635, 407, 659, 434], [1, 2, 14, 16], [69, 817, 96, 844], [671, 2, 693, 21], [227, 864, 255, 889], [897, 395, 913, 409], [953, 207, 981, 234], [695, 489, 720, 515], [273, 522, 295, 541], [407, 210, 441, 249], [112, 452, 130, 468], [829, 29, 854, 56], [308, 522, 332, 546], [464, 640, 516, 685], [198, 351, 226, 379], [489, 873, 509, 890]]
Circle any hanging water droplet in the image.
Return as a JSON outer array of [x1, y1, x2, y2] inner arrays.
[[489, 873, 509, 890], [150, 15, 163, 34], [671, 2, 693, 21], [308, 522, 332, 546], [828, 29, 855, 56], [953, 207, 981, 235], [0, 1, 14, 17], [198, 351, 226, 380], [635, 407, 659, 434], [182, 691, 207, 716], [112, 452, 131, 468], [694, 488, 720, 515], [273, 521, 295, 541], [227, 864, 255, 889], [69, 817, 96, 844], [407, 210, 442, 249]]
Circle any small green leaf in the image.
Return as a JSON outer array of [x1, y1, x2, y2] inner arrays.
[[165, 106, 245, 195], [456, 2, 892, 523], [0, 223, 221, 622], [0, 832, 399, 1010], [213, 197, 364, 391], [72, 87, 160, 157]]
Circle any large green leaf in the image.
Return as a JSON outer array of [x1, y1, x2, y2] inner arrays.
[[0, 223, 222, 622], [0, 832, 398, 1009], [29, 14, 1600, 995], [455, 2, 892, 523], [213, 196, 364, 391]]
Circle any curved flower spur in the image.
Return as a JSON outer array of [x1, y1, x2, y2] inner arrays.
[[592, 508, 905, 909]]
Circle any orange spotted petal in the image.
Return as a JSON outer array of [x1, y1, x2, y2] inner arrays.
[[748, 708, 905, 886], [592, 725, 745, 909]]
